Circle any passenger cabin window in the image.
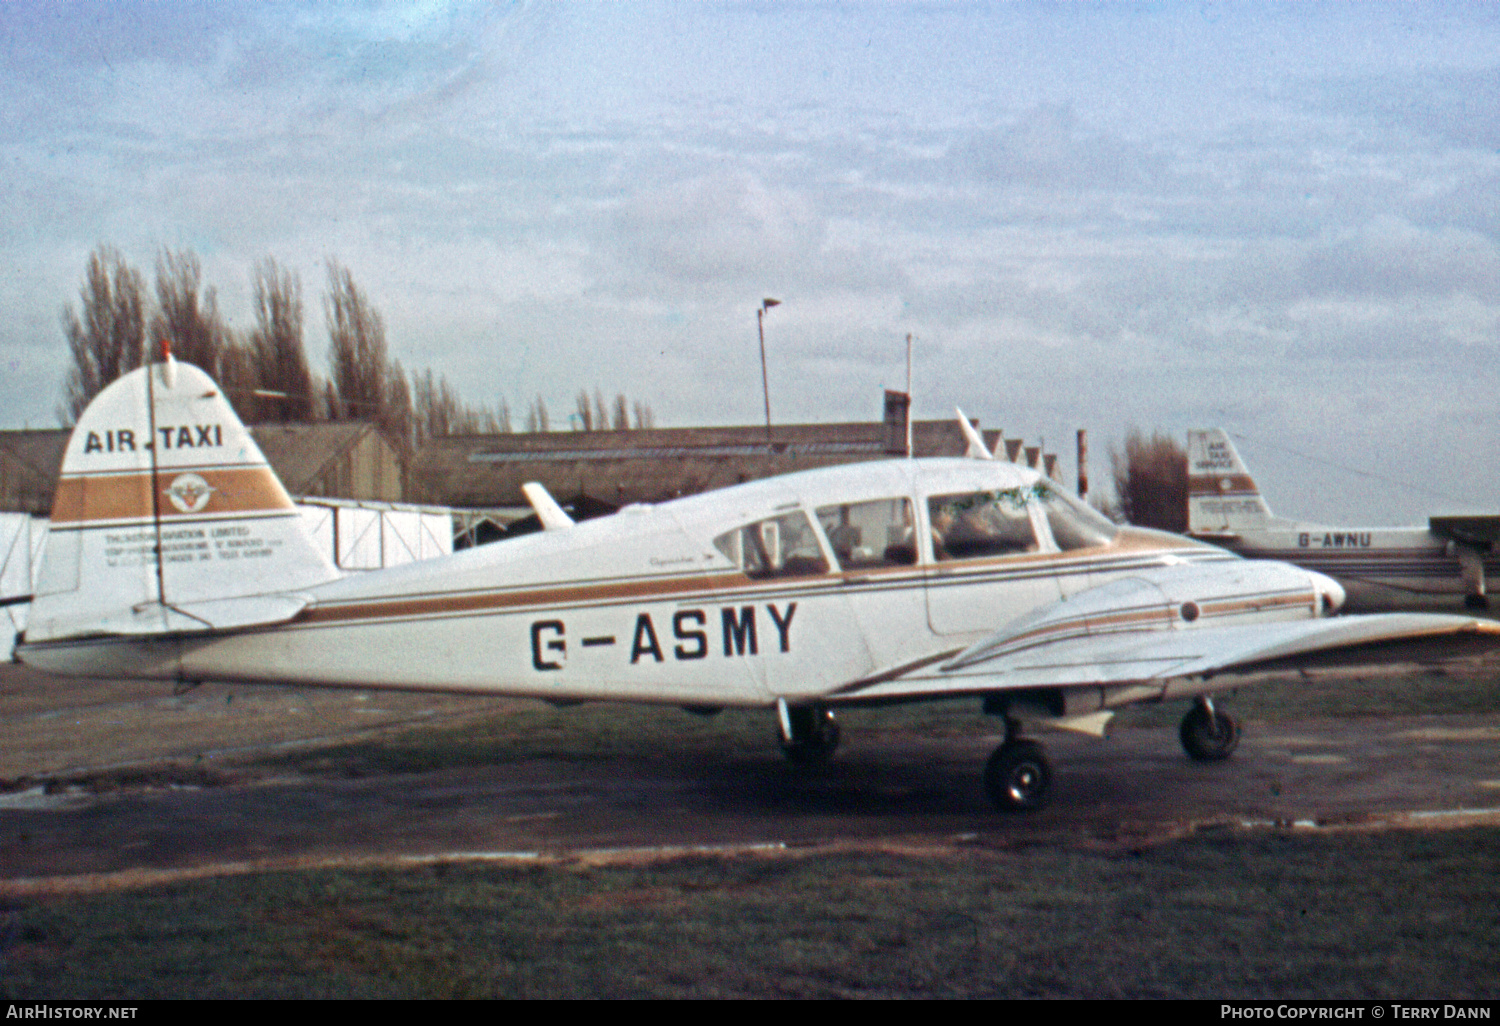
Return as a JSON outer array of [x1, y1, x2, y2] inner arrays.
[[1041, 487, 1118, 550], [714, 510, 829, 579], [815, 498, 918, 569], [928, 487, 1041, 561]]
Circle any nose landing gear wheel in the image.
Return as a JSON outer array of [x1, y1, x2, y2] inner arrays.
[[1179, 703, 1240, 762], [984, 739, 1052, 812]]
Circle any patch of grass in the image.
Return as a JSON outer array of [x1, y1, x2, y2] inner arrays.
[[5, 828, 1499, 999]]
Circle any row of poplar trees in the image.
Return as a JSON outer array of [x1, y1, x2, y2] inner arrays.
[[63, 245, 1182, 529], [60, 245, 654, 460]]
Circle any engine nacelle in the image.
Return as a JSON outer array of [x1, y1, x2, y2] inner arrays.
[[945, 559, 1344, 672]]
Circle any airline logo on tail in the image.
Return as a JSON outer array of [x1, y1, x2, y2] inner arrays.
[[165, 474, 216, 514]]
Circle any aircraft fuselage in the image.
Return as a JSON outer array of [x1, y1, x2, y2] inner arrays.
[[21, 459, 1230, 707]]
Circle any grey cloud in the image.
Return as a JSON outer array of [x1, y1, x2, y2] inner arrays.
[[1278, 308, 1498, 364], [1305, 66, 1500, 151], [1417, 171, 1500, 244], [947, 103, 1170, 192], [1298, 220, 1500, 302], [610, 173, 827, 285]]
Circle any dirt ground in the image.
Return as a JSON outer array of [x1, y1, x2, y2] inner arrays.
[[4, 661, 1500, 896]]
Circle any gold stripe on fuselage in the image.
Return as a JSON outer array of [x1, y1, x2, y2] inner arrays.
[[289, 542, 1235, 633]]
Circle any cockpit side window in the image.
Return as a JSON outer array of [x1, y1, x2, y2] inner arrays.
[[713, 510, 829, 579], [1041, 487, 1119, 550], [928, 487, 1041, 561], [815, 498, 918, 569]]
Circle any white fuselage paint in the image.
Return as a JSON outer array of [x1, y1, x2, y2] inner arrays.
[[20, 459, 1238, 707], [1213, 527, 1499, 608]]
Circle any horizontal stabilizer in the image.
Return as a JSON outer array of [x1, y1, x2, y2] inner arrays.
[[169, 593, 311, 632], [57, 593, 311, 637], [1430, 515, 1500, 548]]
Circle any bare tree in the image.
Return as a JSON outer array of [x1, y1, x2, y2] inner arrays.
[[569, 386, 656, 432], [60, 245, 147, 424], [413, 368, 466, 439], [632, 399, 655, 430], [1110, 428, 1188, 532], [323, 259, 389, 422], [151, 249, 226, 375], [525, 394, 550, 432], [385, 358, 414, 462], [247, 257, 315, 421]]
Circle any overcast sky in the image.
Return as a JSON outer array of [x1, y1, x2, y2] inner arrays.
[[2, 1, 1497, 523]]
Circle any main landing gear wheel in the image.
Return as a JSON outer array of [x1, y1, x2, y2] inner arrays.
[[984, 739, 1053, 813], [778, 705, 840, 766], [1179, 701, 1240, 762]]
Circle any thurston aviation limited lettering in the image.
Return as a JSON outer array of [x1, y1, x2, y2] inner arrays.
[[531, 603, 797, 671], [102, 525, 280, 568]]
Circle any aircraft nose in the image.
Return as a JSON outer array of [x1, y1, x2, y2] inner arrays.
[[1309, 570, 1345, 615]]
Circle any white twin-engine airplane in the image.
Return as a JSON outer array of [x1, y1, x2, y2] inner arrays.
[[1188, 429, 1500, 615], [15, 358, 1500, 811]]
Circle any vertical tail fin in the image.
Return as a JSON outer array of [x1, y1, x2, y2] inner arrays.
[[1186, 429, 1279, 535], [25, 359, 340, 643]]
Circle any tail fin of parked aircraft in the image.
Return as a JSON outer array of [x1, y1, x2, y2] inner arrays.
[[24, 354, 341, 644], [1186, 429, 1285, 537]]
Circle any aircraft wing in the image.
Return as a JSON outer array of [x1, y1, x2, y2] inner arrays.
[[828, 613, 1500, 706], [1430, 515, 1500, 549]]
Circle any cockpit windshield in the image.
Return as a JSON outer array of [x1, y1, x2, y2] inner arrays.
[[1038, 484, 1118, 550], [928, 486, 1041, 560], [928, 481, 1117, 559]]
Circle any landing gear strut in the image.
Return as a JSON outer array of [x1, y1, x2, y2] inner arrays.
[[1179, 697, 1239, 762], [776, 701, 840, 766]]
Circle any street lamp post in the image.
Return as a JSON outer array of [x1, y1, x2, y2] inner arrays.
[[757, 298, 780, 442]]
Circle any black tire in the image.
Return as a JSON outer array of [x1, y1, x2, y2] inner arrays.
[[779, 707, 840, 766], [983, 739, 1052, 813], [1179, 705, 1240, 762]]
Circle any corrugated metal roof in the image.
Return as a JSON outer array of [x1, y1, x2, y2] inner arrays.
[[410, 420, 1013, 508], [468, 440, 888, 463]]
